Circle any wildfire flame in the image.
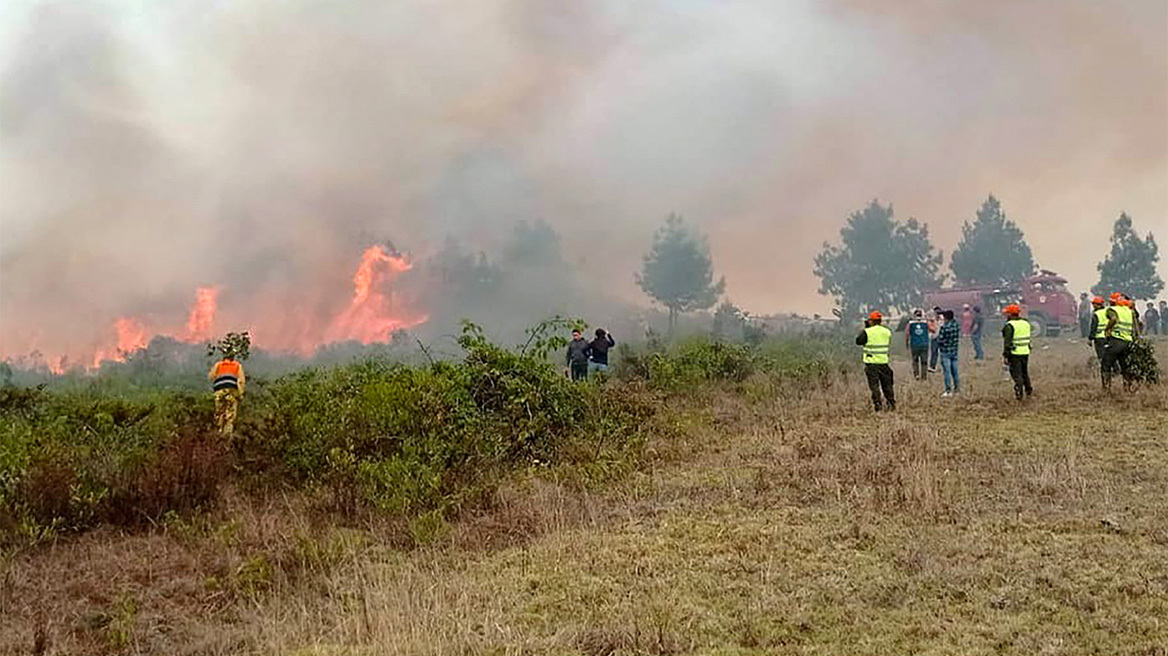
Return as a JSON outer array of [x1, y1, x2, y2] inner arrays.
[[185, 287, 218, 342], [326, 245, 425, 344], [8, 244, 427, 373]]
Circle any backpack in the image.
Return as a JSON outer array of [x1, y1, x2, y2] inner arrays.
[[908, 321, 930, 349]]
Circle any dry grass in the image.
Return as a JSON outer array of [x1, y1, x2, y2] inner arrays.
[[4, 340, 1167, 655]]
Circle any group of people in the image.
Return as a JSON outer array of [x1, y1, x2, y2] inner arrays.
[[902, 305, 985, 396], [1079, 294, 1166, 338], [1085, 293, 1145, 390], [565, 328, 616, 380], [859, 290, 1152, 411], [859, 304, 1033, 411]]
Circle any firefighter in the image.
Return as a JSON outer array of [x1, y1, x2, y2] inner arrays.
[[209, 354, 245, 435], [1101, 294, 1136, 390], [856, 311, 895, 411], [1087, 296, 1111, 387], [1001, 304, 1033, 401]]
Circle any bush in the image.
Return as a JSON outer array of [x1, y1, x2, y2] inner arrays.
[[0, 322, 656, 541]]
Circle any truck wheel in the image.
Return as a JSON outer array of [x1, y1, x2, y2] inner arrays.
[[1029, 316, 1047, 338]]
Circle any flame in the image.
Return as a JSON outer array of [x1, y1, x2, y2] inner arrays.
[[185, 287, 218, 341], [326, 245, 426, 344], [91, 317, 148, 368], [3, 244, 427, 372]]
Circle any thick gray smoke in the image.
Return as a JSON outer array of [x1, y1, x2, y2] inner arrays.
[[2, 0, 1165, 363]]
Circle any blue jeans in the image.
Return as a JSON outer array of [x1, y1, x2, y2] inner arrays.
[[941, 353, 960, 392], [588, 361, 608, 376], [929, 338, 941, 368], [971, 332, 984, 360]]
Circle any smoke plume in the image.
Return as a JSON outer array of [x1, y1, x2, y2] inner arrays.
[[1, 0, 1165, 365]]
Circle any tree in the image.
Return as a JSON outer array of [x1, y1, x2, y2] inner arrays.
[[637, 214, 725, 330], [1092, 213, 1163, 300], [950, 195, 1036, 285], [814, 200, 943, 318], [504, 219, 563, 268]]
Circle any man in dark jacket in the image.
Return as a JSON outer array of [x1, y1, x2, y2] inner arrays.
[[588, 328, 615, 376], [1078, 292, 1093, 339], [565, 330, 590, 380], [1145, 302, 1160, 336]]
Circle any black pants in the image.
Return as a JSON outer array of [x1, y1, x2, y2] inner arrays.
[[1007, 354, 1032, 399], [864, 363, 895, 411], [1100, 338, 1131, 388], [569, 362, 589, 381], [910, 347, 928, 380]]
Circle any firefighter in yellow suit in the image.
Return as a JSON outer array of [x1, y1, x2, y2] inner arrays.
[[209, 356, 245, 435]]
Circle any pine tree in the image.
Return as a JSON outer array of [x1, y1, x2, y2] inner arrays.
[[950, 195, 1036, 285], [637, 214, 725, 330], [814, 200, 944, 318], [1092, 213, 1163, 300]]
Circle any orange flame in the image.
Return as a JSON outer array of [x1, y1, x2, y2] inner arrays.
[[185, 287, 218, 341], [4, 243, 428, 372], [325, 245, 426, 344]]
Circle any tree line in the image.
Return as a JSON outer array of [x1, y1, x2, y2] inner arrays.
[[811, 195, 1163, 317]]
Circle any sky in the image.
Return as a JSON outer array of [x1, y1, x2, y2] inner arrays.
[[1, 0, 1166, 361]]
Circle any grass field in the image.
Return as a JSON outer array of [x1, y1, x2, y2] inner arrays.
[[3, 339, 1167, 655]]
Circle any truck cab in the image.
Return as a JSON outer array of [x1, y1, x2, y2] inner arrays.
[[1018, 271, 1077, 337]]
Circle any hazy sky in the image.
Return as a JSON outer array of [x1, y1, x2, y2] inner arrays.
[[1, 0, 1165, 359]]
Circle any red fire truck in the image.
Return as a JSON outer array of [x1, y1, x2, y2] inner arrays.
[[923, 270, 1079, 336]]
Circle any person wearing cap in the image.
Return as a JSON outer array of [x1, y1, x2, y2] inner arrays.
[[1001, 304, 1033, 400], [1101, 294, 1136, 389], [1087, 296, 1111, 387], [856, 311, 895, 411]]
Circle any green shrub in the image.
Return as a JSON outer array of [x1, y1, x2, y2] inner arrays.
[[0, 322, 657, 541]]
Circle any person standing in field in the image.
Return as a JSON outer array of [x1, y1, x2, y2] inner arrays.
[[588, 328, 616, 376], [1143, 302, 1159, 337], [928, 306, 942, 373], [937, 309, 961, 397], [970, 306, 985, 360], [856, 311, 895, 411], [961, 304, 974, 337], [565, 329, 591, 381], [1101, 294, 1136, 390], [209, 355, 245, 435], [1001, 304, 1033, 401], [1078, 292, 1093, 339], [1159, 300, 1167, 336], [905, 309, 930, 380], [1087, 296, 1111, 387]]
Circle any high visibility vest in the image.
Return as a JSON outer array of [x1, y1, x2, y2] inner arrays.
[[863, 325, 892, 364], [1092, 307, 1109, 339], [1007, 319, 1031, 356], [1112, 305, 1134, 342], [212, 359, 242, 391]]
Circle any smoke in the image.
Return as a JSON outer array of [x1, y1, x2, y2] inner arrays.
[[2, 0, 1165, 363]]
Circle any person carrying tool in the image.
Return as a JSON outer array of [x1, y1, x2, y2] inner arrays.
[[1001, 304, 1033, 401], [856, 311, 895, 411], [1101, 293, 1137, 389], [209, 354, 245, 435], [1087, 296, 1110, 387]]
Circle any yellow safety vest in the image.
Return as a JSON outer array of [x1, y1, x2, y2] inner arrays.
[[1007, 319, 1031, 356], [863, 325, 892, 364], [1092, 307, 1109, 339], [1112, 305, 1134, 342]]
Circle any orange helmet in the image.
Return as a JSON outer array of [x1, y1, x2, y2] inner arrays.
[[1004, 304, 1021, 315], [1109, 292, 1123, 302], [868, 311, 883, 321], [1119, 298, 1133, 307], [1091, 296, 1105, 306]]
